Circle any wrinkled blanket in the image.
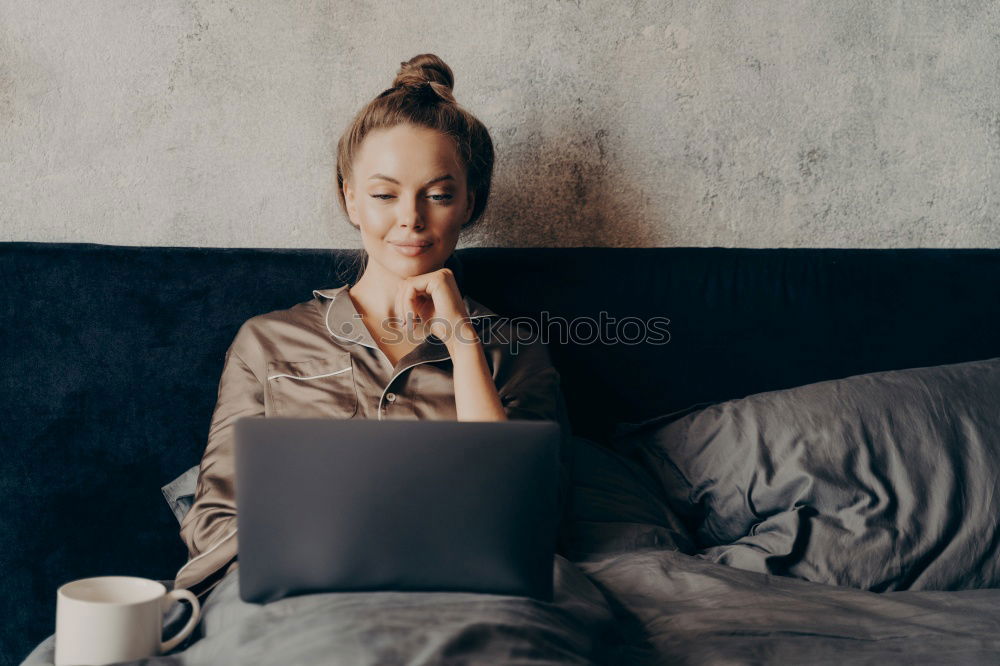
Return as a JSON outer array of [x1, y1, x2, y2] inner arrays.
[[22, 435, 1000, 665], [23, 555, 616, 666], [26, 547, 1000, 665], [578, 547, 1000, 665]]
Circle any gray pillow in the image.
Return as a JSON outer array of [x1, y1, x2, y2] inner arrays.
[[161, 464, 199, 525], [566, 435, 694, 562], [620, 357, 1000, 591]]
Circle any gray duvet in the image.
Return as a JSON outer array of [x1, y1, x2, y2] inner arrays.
[[26, 545, 1000, 665], [578, 548, 1000, 665], [22, 363, 1000, 666]]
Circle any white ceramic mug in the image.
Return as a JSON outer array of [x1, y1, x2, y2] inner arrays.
[[55, 576, 201, 666]]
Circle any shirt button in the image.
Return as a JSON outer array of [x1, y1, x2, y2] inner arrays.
[[386, 392, 396, 402]]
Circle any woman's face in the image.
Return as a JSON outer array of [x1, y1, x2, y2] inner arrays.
[[343, 123, 474, 279]]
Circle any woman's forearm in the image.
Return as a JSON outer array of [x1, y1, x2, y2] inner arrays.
[[446, 321, 508, 422]]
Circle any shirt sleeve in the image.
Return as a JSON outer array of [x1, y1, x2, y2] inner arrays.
[[496, 338, 564, 422], [496, 339, 575, 541], [174, 325, 264, 594]]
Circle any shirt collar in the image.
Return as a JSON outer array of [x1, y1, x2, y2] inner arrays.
[[311, 284, 500, 354]]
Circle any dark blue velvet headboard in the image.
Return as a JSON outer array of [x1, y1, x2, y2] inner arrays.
[[3, 241, 999, 664]]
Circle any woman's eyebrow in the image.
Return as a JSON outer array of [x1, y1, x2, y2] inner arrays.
[[368, 173, 454, 186]]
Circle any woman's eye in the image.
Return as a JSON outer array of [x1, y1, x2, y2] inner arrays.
[[369, 194, 453, 203]]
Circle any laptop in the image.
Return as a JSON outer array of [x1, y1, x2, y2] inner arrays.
[[233, 417, 562, 604]]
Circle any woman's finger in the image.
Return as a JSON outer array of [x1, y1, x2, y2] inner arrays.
[[405, 282, 418, 333], [395, 281, 409, 333], [404, 281, 422, 334]]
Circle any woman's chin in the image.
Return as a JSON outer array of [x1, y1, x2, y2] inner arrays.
[[387, 255, 441, 277]]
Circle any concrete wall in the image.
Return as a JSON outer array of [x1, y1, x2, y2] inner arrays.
[[2, 0, 997, 249]]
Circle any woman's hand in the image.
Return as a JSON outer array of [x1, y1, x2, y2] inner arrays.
[[394, 268, 474, 348], [396, 267, 507, 421]]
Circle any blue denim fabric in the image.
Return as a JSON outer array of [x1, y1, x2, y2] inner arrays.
[[161, 464, 200, 525]]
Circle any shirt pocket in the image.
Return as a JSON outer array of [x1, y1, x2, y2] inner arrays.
[[265, 353, 359, 419]]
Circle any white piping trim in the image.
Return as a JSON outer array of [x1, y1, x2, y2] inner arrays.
[[175, 527, 238, 579], [312, 288, 341, 300], [324, 292, 380, 349], [267, 367, 351, 381], [317, 288, 499, 400], [376, 354, 450, 420], [323, 292, 395, 368]]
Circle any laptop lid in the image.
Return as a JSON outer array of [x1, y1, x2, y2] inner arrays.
[[233, 417, 561, 604]]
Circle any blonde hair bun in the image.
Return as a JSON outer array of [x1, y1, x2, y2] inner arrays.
[[391, 54, 456, 103]]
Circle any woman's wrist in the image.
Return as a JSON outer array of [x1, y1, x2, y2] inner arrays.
[[443, 319, 482, 358], [446, 317, 507, 421]]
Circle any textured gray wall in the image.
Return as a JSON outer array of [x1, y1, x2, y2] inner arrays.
[[1, 1, 997, 248]]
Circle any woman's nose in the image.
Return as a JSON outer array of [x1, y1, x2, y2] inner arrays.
[[398, 202, 425, 229]]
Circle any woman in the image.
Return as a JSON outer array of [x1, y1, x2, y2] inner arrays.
[[173, 54, 573, 600]]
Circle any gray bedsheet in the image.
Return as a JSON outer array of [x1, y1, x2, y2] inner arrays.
[[22, 555, 617, 665], [26, 548, 1000, 665], [570, 431, 1000, 665], [22, 434, 1000, 665], [577, 546, 1000, 665]]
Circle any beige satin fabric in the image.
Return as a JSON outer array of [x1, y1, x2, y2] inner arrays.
[[173, 285, 571, 598]]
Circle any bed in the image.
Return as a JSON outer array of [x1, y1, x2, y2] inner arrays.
[[5, 242, 1000, 665]]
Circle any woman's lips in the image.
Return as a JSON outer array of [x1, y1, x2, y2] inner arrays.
[[390, 242, 432, 257]]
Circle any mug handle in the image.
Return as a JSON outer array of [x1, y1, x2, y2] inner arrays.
[[160, 588, 202, 653]]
